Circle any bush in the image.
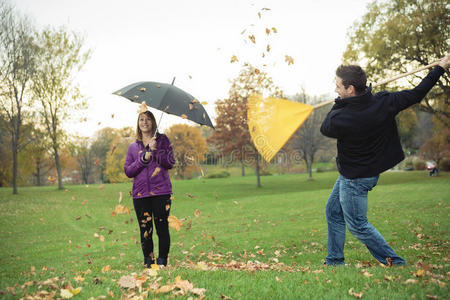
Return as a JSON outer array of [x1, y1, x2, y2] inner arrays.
[[205, 171, 231, 179], [413, 159, 426, 170], [260, 170, 272, 176], [439, 157, 450, 171]]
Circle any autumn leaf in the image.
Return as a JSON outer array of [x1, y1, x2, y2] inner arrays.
[[257, 12, 261, 19], [285, 55, 294, 65], [101, 265, 111, 273], [156, 285, 175, 294], [94, 159, 99, 166], [265, 28, 271, 35], [139, 101, 148, 113], [181, 114, 188, 119], [414, 269, 425, 277], [165, 204, 170, 211], [201, 101, 208, 105], [221, 294, 232, 300], [118, 191, 123, 204], [115, 205, 131, 215], [186, 193, 196, 198], [405, 278, 418, 284], [110, 145, 117, 155], [194, 209, 201, 217], [99, 235, 105, 242], [47, 176, 57, 185], [254, 68, 260, 75], [189, 103, 194, 110], [140, 87, 146, 92], [151, 167, 161, 178], [60, 289, 74, 299], [118, 275, 136, 289], [230, 55, 239, 63], [348, 288, 363, 298], [98, 184, 105, 189], [168, 215, 183, 231], [192, 98, 199, 104], [248, 35, 256, 43], [272, 27, 277, 33]]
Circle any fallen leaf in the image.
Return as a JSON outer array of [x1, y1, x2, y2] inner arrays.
[[156, 285, 174, 294], [118, 191, 123, 204], [405, 279, 418, 284], [348, 288, 363, 298], [414, 269, 425, 277], [101, 265, 111, 273], [221, 294, 232, 300], [98, 184, 105, 190], [118, 275, 136, 289], [60, 289, 73, 299], [194, 209, 201, 217], [115, 205, 130, 215]]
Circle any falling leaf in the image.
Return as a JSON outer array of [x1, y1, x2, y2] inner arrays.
[[201, 101, 208, 105], [265, 28, 271, 35], [248, 35, 256, 43], [254, 68, 260, 75], [188, 75, 192, 79], [164, 105, 170, 111], [203, 112, 206, 119], [118, 191, 123, 204], [230, 55, 239, 63], [348, 288, 363, 298], [98, 122, 101, 126], [257, 12, 261, 19], [165, 204, 170, 211], [94, 159, 99, 166], [140, 87, 146, 92], [181, 114, 188, 119], [267, 44, 271, 52], [156, 84, 161, 88], [48, 176, 57, 185], [144, 212, 150, 217], [151, 167, 161, 178], [272, 27, 277, 33], [115, 205, 130, 215], [285, 55, 294, 65], [111, 114, 114, 119], [168, 215, 183, 231], [144, 231, 149, 238], [134, 95, 139, 99], [262, 7, 271, 11]]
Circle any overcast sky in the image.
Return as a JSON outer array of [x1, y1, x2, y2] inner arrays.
[[12, 0, 373, 137]]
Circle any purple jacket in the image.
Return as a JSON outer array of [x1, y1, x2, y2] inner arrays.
[[124, 134, 175, 199]]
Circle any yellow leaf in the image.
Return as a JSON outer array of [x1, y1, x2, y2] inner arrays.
[[101, 265, 111, 273], [230, 55, 239, 63], [266, 44, 271, 52], [272, 27, 277, 33], [156, 284, 174, 294], [348, 288, 363, 298], [74, 275, 85, 282], [265, 28, 270, 35], [201, 101, 208, 105], [248, 35, 256, 43], [151, 167, 161, 178], [414, 269, 425, 277], [140, 87, 146, 92], [181, 114, 188, 119], [168, 215, 183, 231], [115, 204, 130, 215], [285, 55, 294, 65], [151, 263, 160, 270], [144, 231, 149, 238], [70, 287, 81, 296]]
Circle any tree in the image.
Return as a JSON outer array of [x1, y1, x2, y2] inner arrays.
[[31, 27, 91, 189], [166, 124, 208, 179], [343, 0, 449, 125], [0, 0, 38, 193], [27, 127, 52, 186], [90, 127, 116, 183], [69, 136, 93, 184], [104, 127, 134, 183], [419, 128, 450, 170], [208, 64, 283, 187], [290, 91, 334, 180]]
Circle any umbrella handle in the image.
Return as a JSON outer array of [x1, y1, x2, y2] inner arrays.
[[313, 58, 442, 109]]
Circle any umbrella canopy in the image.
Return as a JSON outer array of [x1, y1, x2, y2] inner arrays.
[[113, 81, 214, 129]]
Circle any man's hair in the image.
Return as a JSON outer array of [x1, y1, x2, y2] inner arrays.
[[335, 65, 367, 95]]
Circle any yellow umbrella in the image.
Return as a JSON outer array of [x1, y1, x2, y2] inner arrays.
[[248, 59, 442, 162]]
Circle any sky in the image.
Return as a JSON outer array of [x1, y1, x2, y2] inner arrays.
[[12, 0, 373, 137]]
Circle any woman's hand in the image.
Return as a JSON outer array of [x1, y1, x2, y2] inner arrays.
[[148, 137, 157, 151]]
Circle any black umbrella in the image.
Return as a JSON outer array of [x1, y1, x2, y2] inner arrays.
[[113, 80, 214, 129]]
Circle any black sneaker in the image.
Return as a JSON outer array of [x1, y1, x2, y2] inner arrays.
[[157, 257, 167, 267], [144, 257, 155, 268]]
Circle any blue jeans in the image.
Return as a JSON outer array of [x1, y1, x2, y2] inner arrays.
[[325, 175, 405, 266]]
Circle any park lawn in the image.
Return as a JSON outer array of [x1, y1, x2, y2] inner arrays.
[[0, 171, 448, 299]]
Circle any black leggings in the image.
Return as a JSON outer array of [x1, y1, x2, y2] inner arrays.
[[133, 194, 171, 260]]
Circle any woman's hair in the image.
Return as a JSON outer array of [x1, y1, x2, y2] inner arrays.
[[136, 110, 158, 140], [336, 64, 367, 95]]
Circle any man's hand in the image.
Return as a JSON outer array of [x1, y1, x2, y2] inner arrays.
[[438, 53, 450, 69]]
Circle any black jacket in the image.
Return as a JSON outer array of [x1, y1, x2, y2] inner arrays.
[[320, 66, 445, 179]]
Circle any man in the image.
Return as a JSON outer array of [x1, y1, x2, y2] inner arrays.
[[320, 54, 449, 266]]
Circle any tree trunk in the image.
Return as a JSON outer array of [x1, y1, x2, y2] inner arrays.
[[12, 138, 18, 194], [255, 153, 261, 188], [306, 155, 313, 181], [54, 146, 64, 190], [240, 160, 245, 176], [36, 159, 41, 186]]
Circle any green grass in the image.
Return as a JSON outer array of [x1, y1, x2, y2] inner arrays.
[[0, 171, 449, 299]]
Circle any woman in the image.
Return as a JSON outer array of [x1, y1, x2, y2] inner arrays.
[[124, 110, 175, 267]]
